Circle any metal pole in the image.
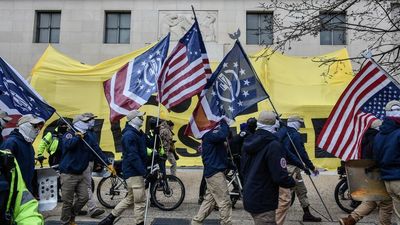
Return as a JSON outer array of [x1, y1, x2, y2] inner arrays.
[[266, 98, 333, 222]]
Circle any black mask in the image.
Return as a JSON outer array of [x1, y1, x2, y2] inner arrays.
[[58, 126, 68, 135]]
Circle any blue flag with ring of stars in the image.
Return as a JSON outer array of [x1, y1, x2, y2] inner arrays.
[[204, 40, 269, 119]]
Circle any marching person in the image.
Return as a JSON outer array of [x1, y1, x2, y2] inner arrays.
[[160, 120, 178, 176], [276, 115, 321, 224], [373, 100, 400, 225], [0, 150, 44, 225], [241, 110, 296, 225], [340, 119, 393, 225], [60, 113, 115, 225], [192, 119, 232, 225], [1, 114, 45, 193], [99, 110, 147, 225], [79, 112, 106, 218], [37, 118, 68, 166], [0, 110, 12, 145]]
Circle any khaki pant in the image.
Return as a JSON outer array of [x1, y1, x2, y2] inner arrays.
[[276, 165, 309, 225], [192, 172, 232, 225], [167, 152, 177, 176], [384, 180, 400, 224], [60, 173, 89, 224], [350, 200, 393, 225], [112, 176, 146, 224], [83, 161, 97, 214], [251, 210, 277, 225], [276, 188, 291, 225]]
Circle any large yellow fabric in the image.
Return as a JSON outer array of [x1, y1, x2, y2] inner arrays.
[[30, 45, 353, 170]]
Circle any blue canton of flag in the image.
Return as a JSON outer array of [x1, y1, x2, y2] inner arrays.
[[204, 40, 269, 119], [362, 82, 400, 119], [0, 57, 55, 120]]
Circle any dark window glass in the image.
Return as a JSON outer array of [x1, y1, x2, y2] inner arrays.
[[319, 12, 346, 45], [105, 12, 131, 44], [35, 11, 61, 43], [246, 12, 273, 45]]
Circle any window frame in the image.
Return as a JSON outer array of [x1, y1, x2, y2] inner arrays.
[[319, 11, 347, 45], [34, 11, 61, 43], [246, 12, 274, 45], [104, 11, 131, 44]]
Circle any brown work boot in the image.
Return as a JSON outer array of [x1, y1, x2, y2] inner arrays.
[[339, 215, 356, 225]]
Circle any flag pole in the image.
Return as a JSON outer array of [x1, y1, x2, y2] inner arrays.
[[266, 97, 333, 222], [191, 5, 197, 20]]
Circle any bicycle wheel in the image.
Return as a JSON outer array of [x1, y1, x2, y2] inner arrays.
[[151, 175, 185, 211], [334, 178, 360, 213], [226, 175, 241, 208], [97, 176, 128, 209]]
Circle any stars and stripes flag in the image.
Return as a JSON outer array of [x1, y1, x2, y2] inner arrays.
[[0, 57, 55, 135], [157, 19, 211, 110], [185, 40, 269, 138], [104, 34, 170, 122], [317, 59, 400, 161]]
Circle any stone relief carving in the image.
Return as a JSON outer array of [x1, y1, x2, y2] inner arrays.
[[159, 11, 217, 42]]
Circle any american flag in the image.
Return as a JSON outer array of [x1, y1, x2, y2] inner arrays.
[[157, 19, 211, 109], [317, 59, 400, 161], [104, 34, 170, 121], [186, 41, 268, 138], [0, 57, 55, 135]]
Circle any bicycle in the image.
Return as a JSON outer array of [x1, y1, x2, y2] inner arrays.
[[334, 164, 361, 213], [97, 159, 185, 211]]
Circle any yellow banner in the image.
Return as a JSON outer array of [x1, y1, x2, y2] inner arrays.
[[30, 45, 353, 170]]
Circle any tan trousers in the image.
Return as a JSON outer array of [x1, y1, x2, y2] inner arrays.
[[251, 210, 277, 225], [167, 152, 177, 176], [276, 188, 292, 225], [350, 200, 393, 225], [384, 180, 400, 225], [192, 172, 232, 225], [111, 176, 146, 224], [60, 173, 89, 224]]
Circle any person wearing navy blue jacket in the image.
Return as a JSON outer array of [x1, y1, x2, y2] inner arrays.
[[373, 100, 400, 225], [1, 114, 45, 193], [59, 113, 114, 225], [192, 119, 232, 225], [99, 110, 147, 225], [241, 110, 295, 225], [276, 115, 321, 223]]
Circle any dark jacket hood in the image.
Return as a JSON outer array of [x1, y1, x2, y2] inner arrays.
[[243, 129, 277, 155], [380, 118, 400, 134]]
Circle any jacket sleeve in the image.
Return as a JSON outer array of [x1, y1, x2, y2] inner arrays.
[[1, 140, 17, 156], [14, 191, 44, 225], [206, 122, 229, 143], [37, 132, 51, 156], [88, 134, 110, 165], [292, 132, 315, 171], [62, 133, 81, 152], [282, 134, 306, 170], [266, 142, 296, 188]]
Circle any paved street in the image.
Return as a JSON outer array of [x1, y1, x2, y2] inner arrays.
[[43, 169, 381, 225]]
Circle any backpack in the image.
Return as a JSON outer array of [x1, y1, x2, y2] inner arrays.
[[0, 151, 18, 225]]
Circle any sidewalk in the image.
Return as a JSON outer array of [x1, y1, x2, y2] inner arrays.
[[43, 169, 379, 225]]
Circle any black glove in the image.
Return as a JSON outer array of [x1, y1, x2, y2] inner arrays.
[[37, 155, 46, 163], [304, 168, 311, 176]]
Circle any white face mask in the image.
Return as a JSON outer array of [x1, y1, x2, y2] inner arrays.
[[88, 119, 95, 129], [74, 121, 90, 133], [19, 123, 40, 143], [129, 117, 143, 129], [257, 122, 276, 133], [287, 121, 301, 131]]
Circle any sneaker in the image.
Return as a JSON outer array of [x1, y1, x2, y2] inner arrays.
[[77, 210, 87, 216], [90, 208, 105, 218]]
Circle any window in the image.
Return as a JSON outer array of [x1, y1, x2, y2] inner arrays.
[[246, 12, 273, 45], [319, 12, 346, 45], [104, 12, 131, 44], [35, 11, 61, 43]]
